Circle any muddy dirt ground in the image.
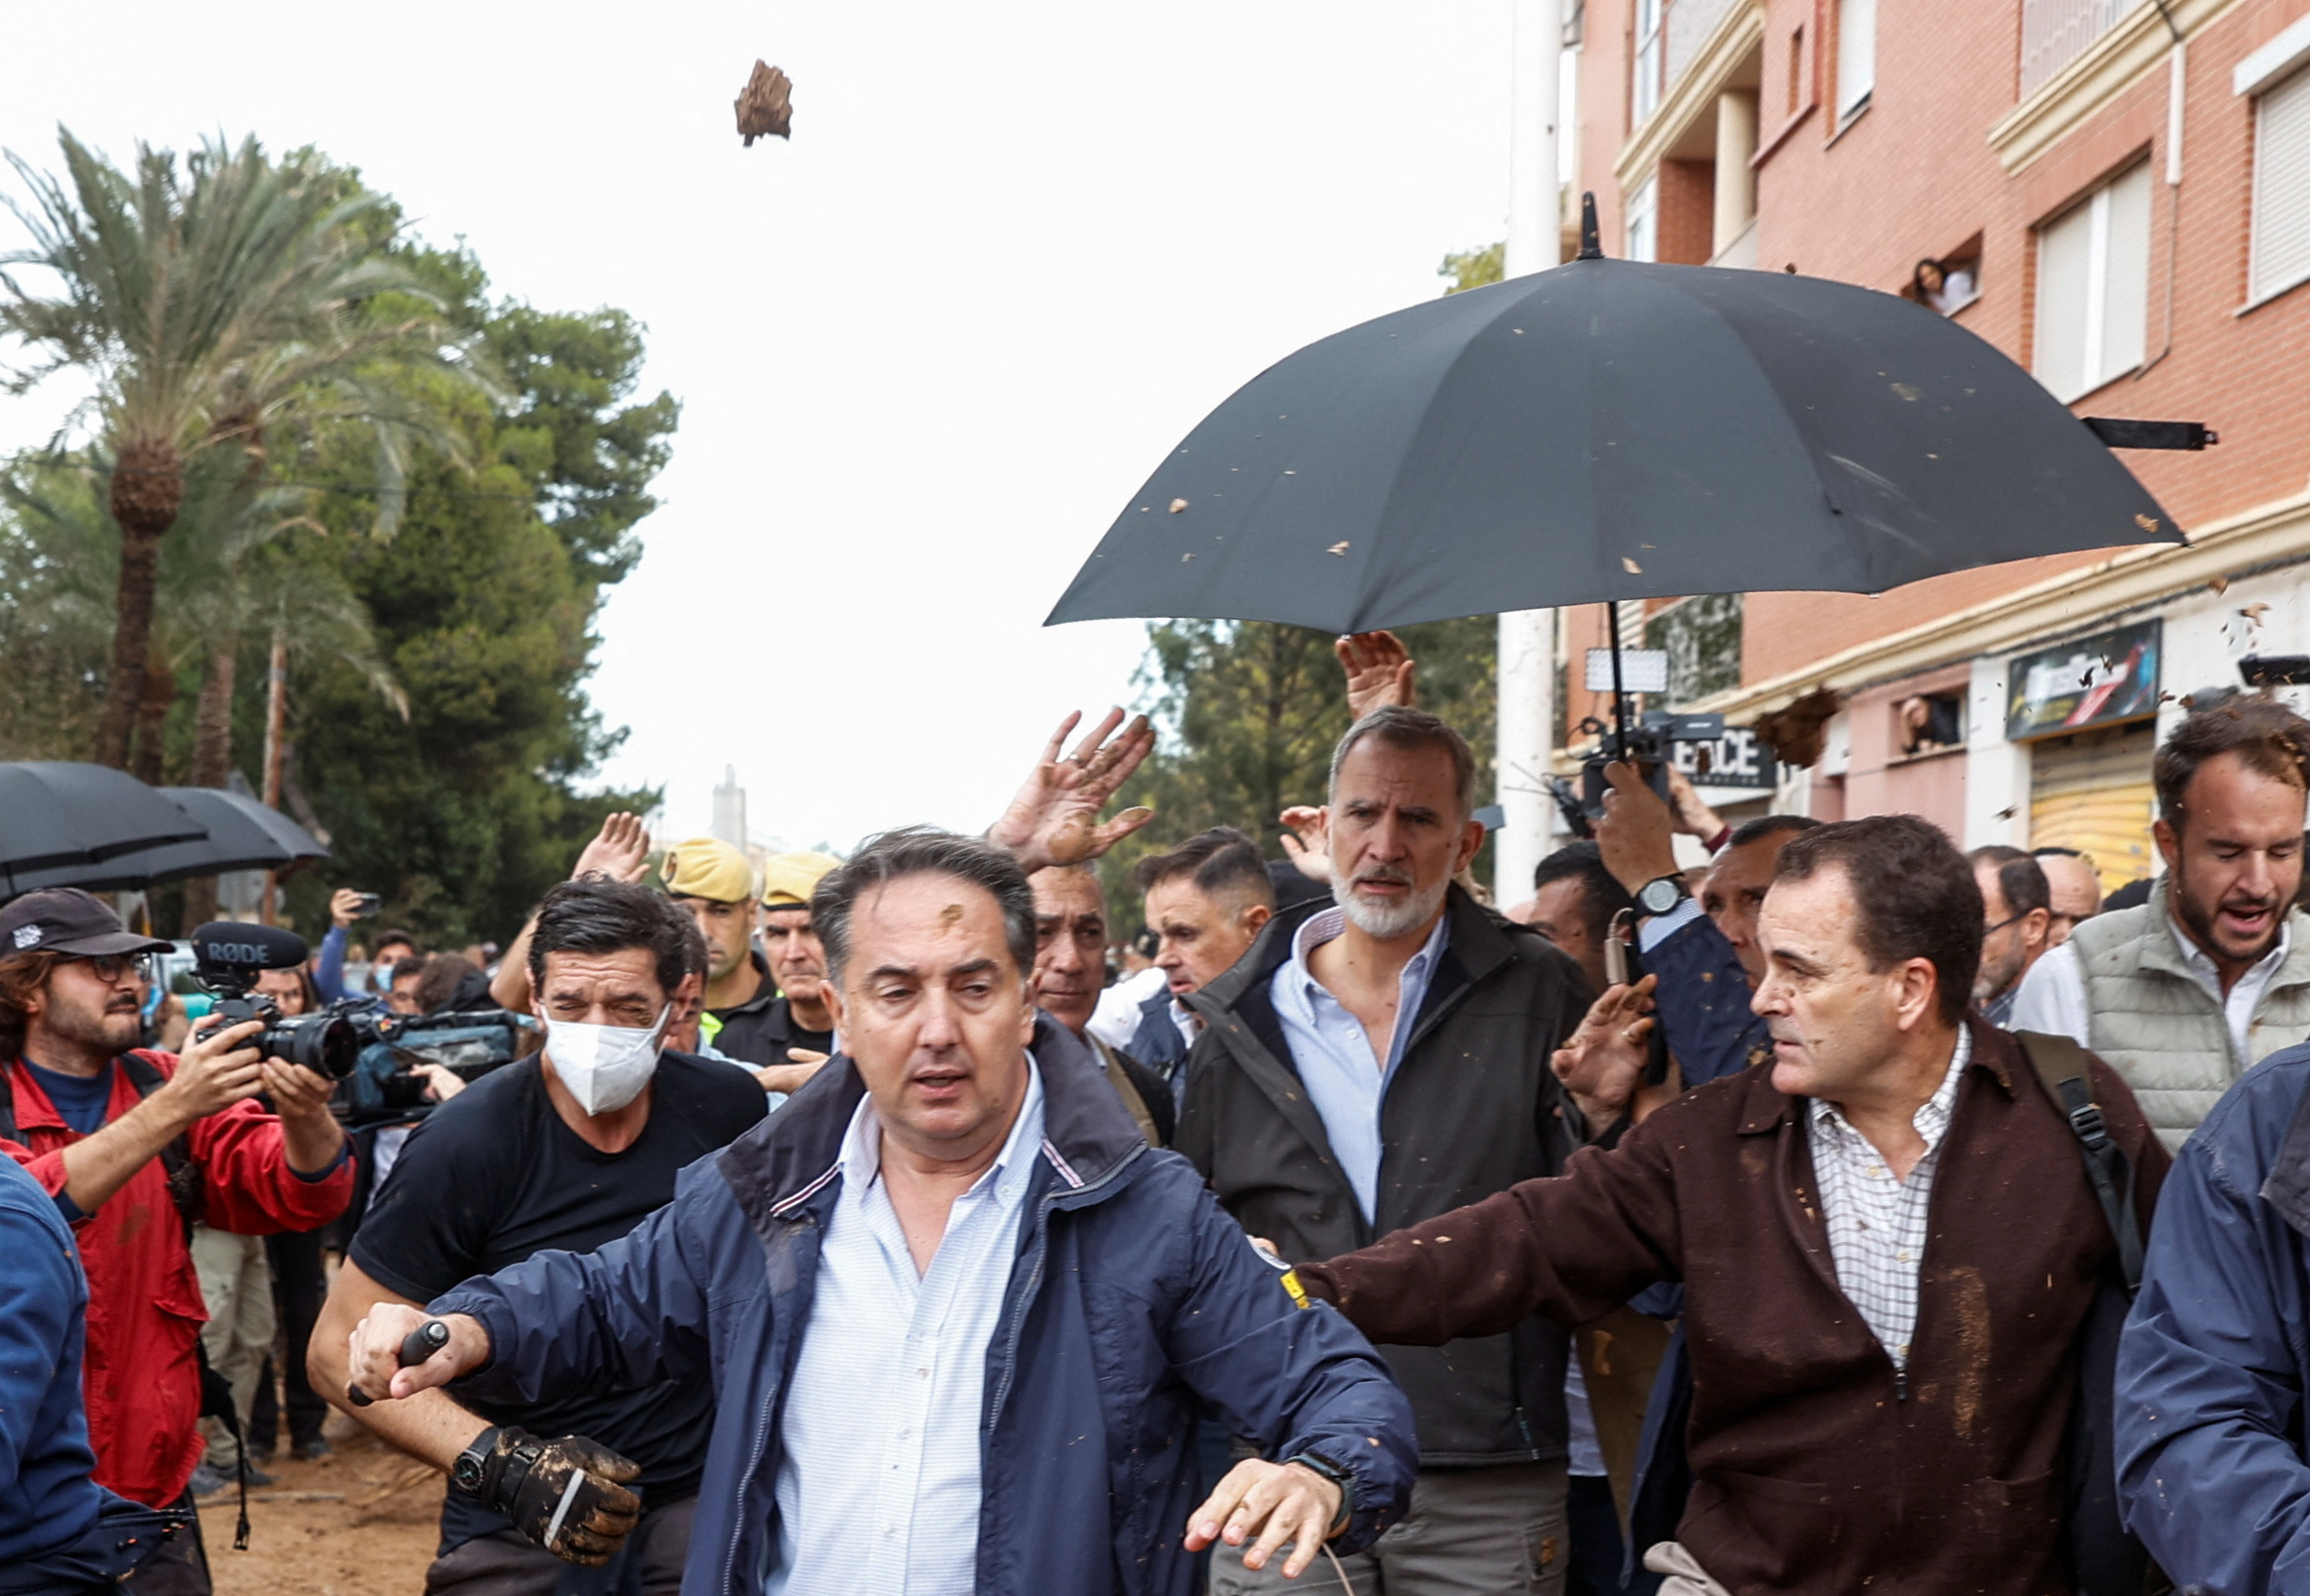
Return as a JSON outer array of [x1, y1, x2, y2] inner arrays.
[[199, 1417, 441, 1596]]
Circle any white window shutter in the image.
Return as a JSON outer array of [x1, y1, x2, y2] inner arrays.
[[1838, 0, 1877, 118], [2099, 162, 2152, 380], [2036, 196, 2095, 401], [2253, 67, 2310, 302]]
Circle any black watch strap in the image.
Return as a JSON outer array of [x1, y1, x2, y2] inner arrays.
[[1281, 1449, 1356, 1535], [450, 1425, 502, 1497], [1637, 874, 1689, 917]]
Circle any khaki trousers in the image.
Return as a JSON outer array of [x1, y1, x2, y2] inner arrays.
[[1642, 1540, 1734, 1596], [189, 1225, 273, 1469]]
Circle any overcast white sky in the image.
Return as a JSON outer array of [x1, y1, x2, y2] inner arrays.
[[0, 2, 1524, 854]]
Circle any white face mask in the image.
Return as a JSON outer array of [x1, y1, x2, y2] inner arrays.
[[546, 1007, 669, 1115]]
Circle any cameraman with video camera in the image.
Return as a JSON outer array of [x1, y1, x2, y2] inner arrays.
[[0, 890, 352, 1595]]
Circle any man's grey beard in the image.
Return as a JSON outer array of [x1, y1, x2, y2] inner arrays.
[[1334, 871, 1450, 939]]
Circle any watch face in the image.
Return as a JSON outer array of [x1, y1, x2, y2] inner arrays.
[[1641, 878, 1681, 914], [454, 1452, 487, 1490]]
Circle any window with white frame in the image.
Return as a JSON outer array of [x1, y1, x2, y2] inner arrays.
[[2033, 162, 2151, 402], [2250, 66, 2310, 304], [1627, 179, 1658, 263], [1635, 0, 1664, 123], [1836, 0, 1876, 123]]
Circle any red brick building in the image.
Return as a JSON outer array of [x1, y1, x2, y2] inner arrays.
[[1555, 0, 2310, 889]]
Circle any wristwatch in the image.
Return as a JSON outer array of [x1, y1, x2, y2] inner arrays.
[[1636, 873, 1690, 918], [1280, 1450, 1356, 1535], [450, 1425, 502, 1497]]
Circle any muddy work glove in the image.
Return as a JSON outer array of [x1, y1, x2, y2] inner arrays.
[[453, 1424, 642, 1565]]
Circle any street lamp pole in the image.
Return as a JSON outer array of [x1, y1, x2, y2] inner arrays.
[[1495, 0, 1563, 906]]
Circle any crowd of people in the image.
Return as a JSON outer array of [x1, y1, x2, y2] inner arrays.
[[9, 630, 2310, 1596]]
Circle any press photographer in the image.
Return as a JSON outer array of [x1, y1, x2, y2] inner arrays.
[[0, 889, 353, 1596]]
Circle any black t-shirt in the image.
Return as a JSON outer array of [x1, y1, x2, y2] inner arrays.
[[713, 989, 833, 1070], [351, 1049, 765, 1499]]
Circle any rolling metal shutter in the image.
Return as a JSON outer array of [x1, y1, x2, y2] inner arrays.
[[2028, 721, 2156, 893]]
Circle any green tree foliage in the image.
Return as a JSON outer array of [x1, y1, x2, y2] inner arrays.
[[1097, 617, 1498, 931], [1439, 241, 1506, 295], [0, 131, 478, 769], [0, 171, 676, 947], [277, 238, 675, 946]]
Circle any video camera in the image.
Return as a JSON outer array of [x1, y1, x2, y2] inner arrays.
[[1556, 710, 1731, 838], [338, 1005, 536, 1126], [190, 921, 360, 1079]]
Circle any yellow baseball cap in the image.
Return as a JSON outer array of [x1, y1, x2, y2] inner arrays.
[[662, 837, 755, 904], [760, 851, 838, 910]]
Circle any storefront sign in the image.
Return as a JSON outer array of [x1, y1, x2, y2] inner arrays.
[[1673, 725, 1778, 791], [2006, 620, 2161, 741]]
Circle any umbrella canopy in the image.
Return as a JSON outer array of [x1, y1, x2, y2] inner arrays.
[[0, 762, 210, 877], [1047, 257, 2183, 634], [2, 788, 328, 898]]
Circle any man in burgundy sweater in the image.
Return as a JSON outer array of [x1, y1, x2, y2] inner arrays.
[[1294, 815, 2165, 1596]]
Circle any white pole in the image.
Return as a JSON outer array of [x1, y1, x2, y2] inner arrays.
[[1495, 0, 1563, 906]]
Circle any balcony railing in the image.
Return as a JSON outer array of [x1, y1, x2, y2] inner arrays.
[[2019, 0, 2143, 98]]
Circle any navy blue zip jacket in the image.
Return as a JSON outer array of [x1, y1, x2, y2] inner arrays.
[[2117, 1042, 2310, 1593], [431, 1017, 1416, 1596], [0, 1151, 103, 1567]]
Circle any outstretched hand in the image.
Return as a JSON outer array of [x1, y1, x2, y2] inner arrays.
[[1552, 974, 1657, 1131], [987, 708, 1156, 872], [572, 811, 653, 884], [1338, 631, 1416, 720], [1185, 1458, 1346, 1580]]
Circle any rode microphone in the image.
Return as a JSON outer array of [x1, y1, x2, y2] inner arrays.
[[190, 921, 310, 974]]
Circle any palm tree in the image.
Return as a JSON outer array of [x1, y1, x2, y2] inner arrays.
[[0, 447, 408, 776], [0, 130, 473, 769]]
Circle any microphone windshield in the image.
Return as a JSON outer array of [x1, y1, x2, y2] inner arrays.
[[190, 921, 310, 971]]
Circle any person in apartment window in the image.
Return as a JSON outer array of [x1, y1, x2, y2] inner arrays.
[[1912, 257, 1976, 315]]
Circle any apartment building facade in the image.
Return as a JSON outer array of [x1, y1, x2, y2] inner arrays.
[[1557, 0, 2310, 890]]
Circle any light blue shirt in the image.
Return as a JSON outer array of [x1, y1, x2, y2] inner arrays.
[[1269, 906, 1451, 1225], [768, 1060, 1046, 1596]]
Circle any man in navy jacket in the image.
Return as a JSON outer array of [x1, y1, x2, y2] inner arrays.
[[2118, 1040, 2310, 1594], [0, 1152, 182, 1592], [347, 826, 1415, 1595]]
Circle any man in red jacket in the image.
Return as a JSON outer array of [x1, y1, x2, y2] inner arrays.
[[0, 890, 353, 1595]]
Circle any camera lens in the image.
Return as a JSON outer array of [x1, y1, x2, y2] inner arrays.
[[267, 1012, 360, 1080]]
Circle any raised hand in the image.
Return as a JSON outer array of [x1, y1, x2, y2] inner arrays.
[[1664, 763, 1727, 844], [572, 811, 652, 884], [1551, 974, 1657, 1130], [987, 708, 1156, 872], [1277, 805, 1332, 884], [1338, 631, 1416, 720]]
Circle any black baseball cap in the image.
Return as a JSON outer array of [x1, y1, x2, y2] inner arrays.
[[0, 889, 173, 959]]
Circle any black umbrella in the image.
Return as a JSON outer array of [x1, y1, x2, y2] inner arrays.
[[3, 788, 328, 898], [0, 763, 209, 878], [1046, 225, 2184, 638]]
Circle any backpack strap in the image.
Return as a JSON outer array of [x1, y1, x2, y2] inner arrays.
[[2015, 1031, 2145, 1295]]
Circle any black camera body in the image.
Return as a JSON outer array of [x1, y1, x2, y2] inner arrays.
[[1570, 710, 1731, 830], [190, 921, 359, 1080]]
